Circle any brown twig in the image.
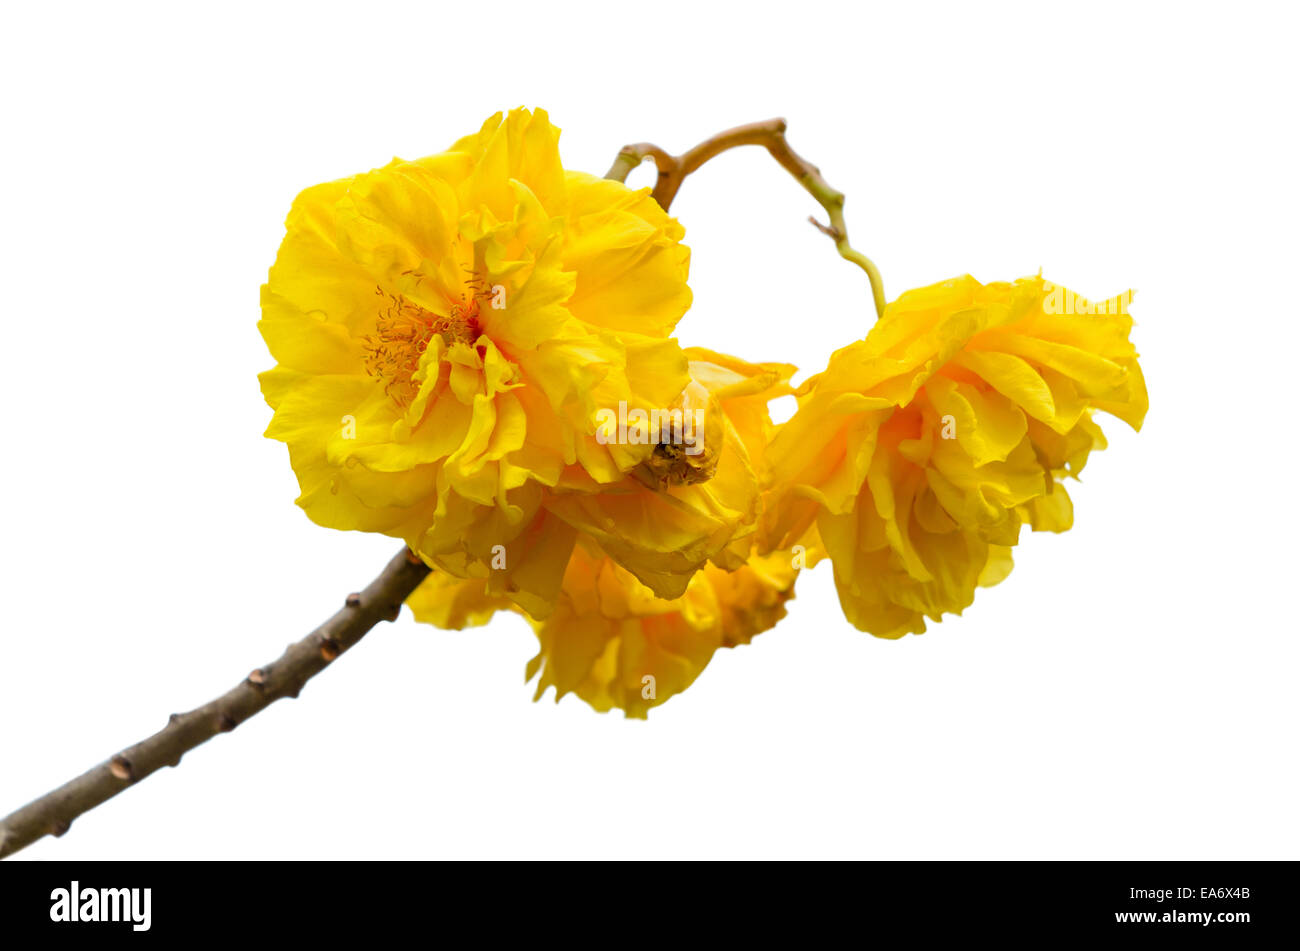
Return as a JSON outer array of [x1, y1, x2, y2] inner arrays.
[[0, 546, 430, 859], [605, 118, 886, 318]]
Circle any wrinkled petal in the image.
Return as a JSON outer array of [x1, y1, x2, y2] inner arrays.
[[762, 274, 1146, 638]]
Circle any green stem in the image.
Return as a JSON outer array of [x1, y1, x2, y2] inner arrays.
[[606, 118, 886, 320]]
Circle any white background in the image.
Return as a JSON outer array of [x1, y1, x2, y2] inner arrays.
[[2, 1, 1297, 860]]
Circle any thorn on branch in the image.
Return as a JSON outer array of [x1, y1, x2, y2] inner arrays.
[[109, 756, 134, 781], [51, 819, 71, 837], [319, 638, 341, 662], [247, 668, 266, 688], [345, 592, 362, 607], [216, 714, 237, 733]]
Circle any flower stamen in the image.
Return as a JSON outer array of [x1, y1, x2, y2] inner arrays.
[[362, 288, 482, 406]]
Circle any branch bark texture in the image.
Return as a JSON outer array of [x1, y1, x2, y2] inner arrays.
[[0, 547, 430, 859]]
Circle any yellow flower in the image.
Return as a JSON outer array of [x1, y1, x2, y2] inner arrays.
[[407, 543, 799, 718], [542, 347, 796, 599], [259, 108, 693, 616], [400, 567, 513, 631], [761, 275, 1147, 638], [406, 348, 802, 715], [526, 544, 798, 718]]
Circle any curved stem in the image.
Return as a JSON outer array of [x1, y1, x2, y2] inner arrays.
[[0, 547, 430, 859], [605, 118, 886, 319]]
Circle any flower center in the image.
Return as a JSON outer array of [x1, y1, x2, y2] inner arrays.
[[647, 440, 718, 485], [636, 381, 722, 486], [363, 287, 483, 407]]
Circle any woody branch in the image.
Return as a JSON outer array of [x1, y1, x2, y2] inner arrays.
[[0, 547, 431, 859]]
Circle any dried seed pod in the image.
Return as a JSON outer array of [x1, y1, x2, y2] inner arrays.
[[638, 380, 724, 486]]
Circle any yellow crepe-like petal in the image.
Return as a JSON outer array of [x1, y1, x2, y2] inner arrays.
[[405, 347, 803, 716], [762, 274, 1146, 638], [260, 108, 695, 616]]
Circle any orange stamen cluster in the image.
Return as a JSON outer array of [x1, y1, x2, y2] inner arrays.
[[362, 288, 483, 407]]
